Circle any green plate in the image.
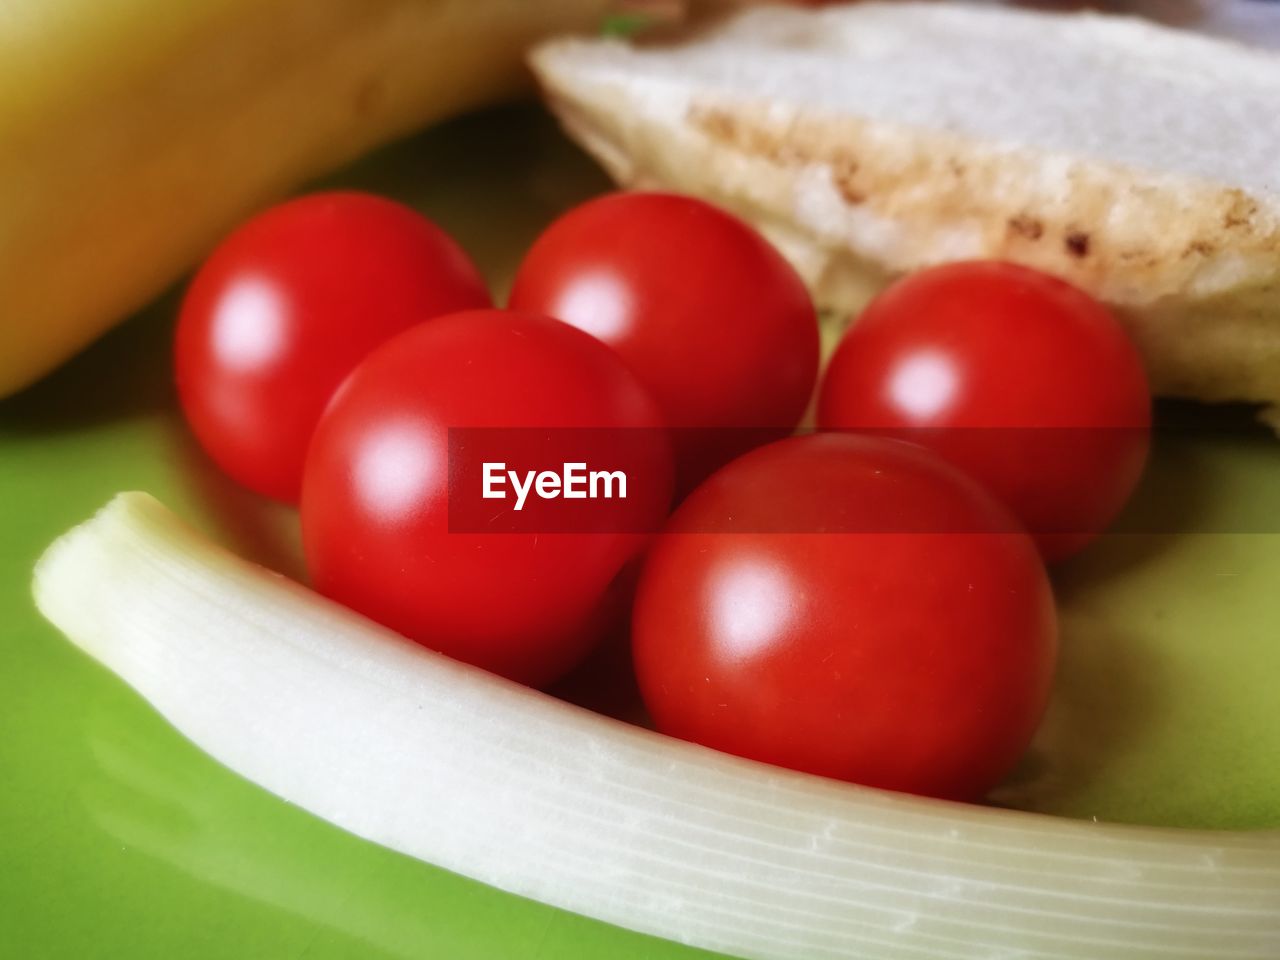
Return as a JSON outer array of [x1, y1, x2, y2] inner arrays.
[[2, 105, 1278, 960]]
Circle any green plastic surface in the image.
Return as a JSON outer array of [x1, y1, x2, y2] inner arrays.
[[2, 106, 1278, 959]]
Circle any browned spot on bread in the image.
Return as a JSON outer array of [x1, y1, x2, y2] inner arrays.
[[1117, 249, 1159, 267], [831, 156, 865, 204], [693, 105, 735, 142], [1065, 231, 1091, 257], [1008, 215, 1044, 240], [1184, 240, 1216, 258], [835, 181, 866, 204], [832, 155, 859, 178], [693, 106, 815, 166], [948, 158, 967, 178], [1222, 191, 1259, 230], [695, 104, 869, 202]]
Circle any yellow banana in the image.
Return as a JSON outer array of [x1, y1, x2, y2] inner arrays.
[[0, 0, 616, 398]]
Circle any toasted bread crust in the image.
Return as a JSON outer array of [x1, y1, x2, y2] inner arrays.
[[535, 45, 1280, 418], [687, 105, 1280, 305]]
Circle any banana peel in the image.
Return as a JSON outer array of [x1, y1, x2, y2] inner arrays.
[[0, 0, 617, 399]]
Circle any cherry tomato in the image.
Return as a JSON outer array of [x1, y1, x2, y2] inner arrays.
[[176, 191, 490, 502], [632, 433, 1056, 801], [301, 309, 673, 688], [509, 192, 819, 490], [817, 261, 1150, 561]]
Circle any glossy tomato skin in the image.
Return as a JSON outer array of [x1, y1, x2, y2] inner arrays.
[[817, 261, 1150, 561], [301, 309, 673, 688], [176, 191, 490, 502], [508, 192, 819, 489], [633, 433, 1057, 801]]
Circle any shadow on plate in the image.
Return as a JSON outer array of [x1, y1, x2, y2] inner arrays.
[[1055, 399, 1276, 586], [78, 669, 719, 960], [0, 291, 181, 437], [987, 618, 1169, 819], [78, 696, 498, 960]]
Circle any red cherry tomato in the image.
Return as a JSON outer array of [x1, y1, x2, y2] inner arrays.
[[633, 433, 1057, 801], [817, 261, 1150, 561], [509, 192, 819, 490], [301, 309, 673, 688], [176, 191, 490, 502]]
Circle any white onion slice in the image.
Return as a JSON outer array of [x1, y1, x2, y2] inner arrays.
[[33, 493, 1280, 959]]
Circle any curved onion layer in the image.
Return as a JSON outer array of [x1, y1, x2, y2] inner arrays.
[[34, 493, 1280, 960]]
